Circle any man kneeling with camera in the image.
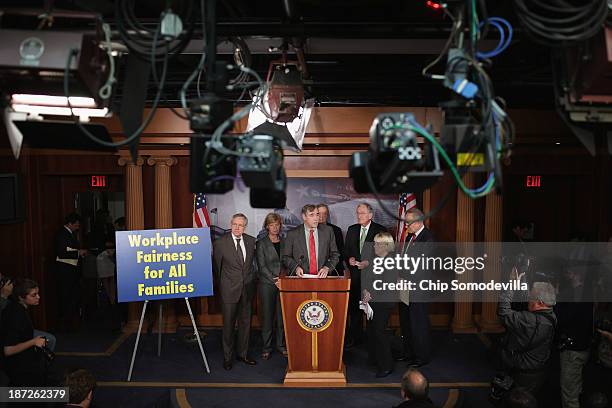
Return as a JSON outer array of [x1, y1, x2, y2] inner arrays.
[[496, 268, 557, 400]]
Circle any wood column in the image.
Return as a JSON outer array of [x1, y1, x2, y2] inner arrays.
[[452, 173, 477, 333], [423, 189, 431, 228], [480, 192, 504, 332], [118, 156, 145, 331], [147, 156, 179, 333]]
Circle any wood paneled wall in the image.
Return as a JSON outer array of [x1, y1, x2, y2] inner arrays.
[[0, 106, 610, 331]]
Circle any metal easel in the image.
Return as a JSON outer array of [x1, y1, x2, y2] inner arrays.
[[127, 297, 210, 381]]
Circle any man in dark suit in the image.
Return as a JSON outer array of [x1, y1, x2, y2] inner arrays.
[[316, 203, 344, 275], [398, 208, 435, 367], [343, 203, 387, 347], [212, 213, 257, 370], [282, 204, 340, 278], [55, 212, 87, 331]]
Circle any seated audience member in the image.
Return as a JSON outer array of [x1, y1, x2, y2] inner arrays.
[[64, 369, 96, 408], [498, 272, 557, 397], [503, 387, 537, 408], [395, 368, 436, 408], [1, 279, 52, 386]]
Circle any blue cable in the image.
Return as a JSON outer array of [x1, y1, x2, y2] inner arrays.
[[477, 17, 513, 59]]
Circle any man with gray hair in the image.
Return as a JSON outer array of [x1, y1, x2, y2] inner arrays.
[[498, 268, 557, 399]]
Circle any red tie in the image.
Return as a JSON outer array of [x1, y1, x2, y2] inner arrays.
[[309, 229, 318, 274]]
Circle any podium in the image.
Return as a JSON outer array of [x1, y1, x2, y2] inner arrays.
[[278, 272, 350, 387]]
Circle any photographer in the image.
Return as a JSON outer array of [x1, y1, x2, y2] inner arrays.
[[497, 269, 557, 398], [0, 279, 54, 386]]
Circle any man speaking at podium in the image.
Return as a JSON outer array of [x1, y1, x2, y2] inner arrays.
[[282, 204, 340, 278]]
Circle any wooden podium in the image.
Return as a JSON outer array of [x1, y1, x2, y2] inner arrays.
[[278, 272, 350, 387]]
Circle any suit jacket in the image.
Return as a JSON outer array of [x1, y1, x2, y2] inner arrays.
[[327, 223, 345, 273], [54, 227, 80, 266], [213, 232, 256, 303], [402, 227, 435, 303], [256, 235, 282, 286], [403, 227, 435, 259], [282, 224, 340, 275], [344, 221, 387, 277]]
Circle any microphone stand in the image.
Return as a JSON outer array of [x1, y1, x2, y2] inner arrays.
[[287, 256, 304, 277]]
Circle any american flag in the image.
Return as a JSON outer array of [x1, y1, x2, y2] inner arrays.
[[396, 192, 417, 243], [193, 193, 211, 228]]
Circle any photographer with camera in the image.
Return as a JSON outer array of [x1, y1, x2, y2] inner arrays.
[[0, 279, 55, 386], [496, 268, 557, 401]]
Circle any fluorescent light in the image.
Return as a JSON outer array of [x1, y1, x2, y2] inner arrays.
[[11, 94, 97, 108], [11, 104, 109, 118], [555, 142, 561, 145]]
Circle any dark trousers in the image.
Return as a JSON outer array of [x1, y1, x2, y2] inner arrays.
[[259, 283, 285, 353], [512, 368, 549, 396], [347, 270, 363, 343], [367, 302, 394, 372], [221, 283, 254, 361], [56, 263, 80, 328], [399, 302, 431, 362]]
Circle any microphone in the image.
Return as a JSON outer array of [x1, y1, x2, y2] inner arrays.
[[326, 258, 339, 276], [288, 256, 305, 277]]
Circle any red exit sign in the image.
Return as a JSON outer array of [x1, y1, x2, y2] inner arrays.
[[526, 175, 541, 188], [91, 175, 107, 188]]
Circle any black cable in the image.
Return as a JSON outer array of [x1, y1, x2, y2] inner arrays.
[[513, 0, 607, 46], [115, 0, 195, 62], [63, 25, 169, 147]]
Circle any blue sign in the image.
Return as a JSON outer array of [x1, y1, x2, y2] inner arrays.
[[116, 228, 213, 302]]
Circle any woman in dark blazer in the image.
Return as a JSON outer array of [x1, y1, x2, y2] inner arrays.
[[256, 213, 287, 360], [362, 232, 397, 378]]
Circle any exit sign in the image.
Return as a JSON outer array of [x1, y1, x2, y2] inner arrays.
[[526, 175, 541, 188], [91, 175, 107, 188]]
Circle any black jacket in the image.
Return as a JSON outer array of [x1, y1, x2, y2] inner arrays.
[[54, 227, 80, 263], [394, 398, 436, 408], [327, 222, 345, 274], [344, 221, 387, 277], [498, 289, 557, 371]]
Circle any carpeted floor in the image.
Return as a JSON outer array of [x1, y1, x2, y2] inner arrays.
[[53, 326, 495, 407]]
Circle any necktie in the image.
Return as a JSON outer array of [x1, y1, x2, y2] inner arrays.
[[308, 229, 317, 274], [236, 238, 244, 266], [403, 234, 415, 254], [359, 227, 367, 254]]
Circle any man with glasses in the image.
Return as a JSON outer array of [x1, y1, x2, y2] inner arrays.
[[344, 203, 387, 348], [398, 208, 435, 367], [213, 213, 257, 370]]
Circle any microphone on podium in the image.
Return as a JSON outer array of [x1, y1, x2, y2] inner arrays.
[[288, 256, 305, 277], [326, 258, 340, 276]]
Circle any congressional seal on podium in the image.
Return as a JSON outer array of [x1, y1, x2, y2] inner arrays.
[[297, 299, 333, 332]]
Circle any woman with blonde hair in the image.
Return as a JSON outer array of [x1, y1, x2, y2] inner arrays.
[[362, 231, 397, 378], [256, 213, 287, 360]]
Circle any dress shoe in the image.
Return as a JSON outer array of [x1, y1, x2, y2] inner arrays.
[[375, 369, 393, 378], [223, 360, 232, 370], [278, 348, 288, 357], [261, 352, 271, 360], [237, 356, 257, 365], [394, 355, 410, 362], [406, 359, 428, 368]]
